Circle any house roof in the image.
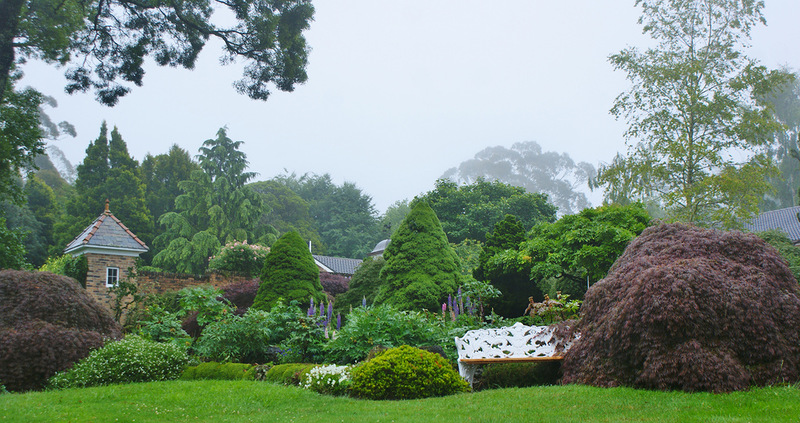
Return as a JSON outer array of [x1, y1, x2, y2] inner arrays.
[[312, 254, 362, 276], [744, 206, 800, 244], [64, 201, 149, 255]]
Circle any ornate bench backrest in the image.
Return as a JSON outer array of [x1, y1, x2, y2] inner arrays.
[[454, 322, 572, 360]]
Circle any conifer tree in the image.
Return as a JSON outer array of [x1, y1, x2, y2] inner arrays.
[[54, 123, 153, 251], [375, 200, 463, 311], [251, 231, 325, 311]]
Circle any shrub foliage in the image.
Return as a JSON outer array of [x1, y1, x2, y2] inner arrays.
[[561, 223, 800, 393], [350, 345, 470, 400], [49, 335, 188, 389], [252, 231, 325, 311], [0, 270, 121, 391], [334, 256, 384, 311]]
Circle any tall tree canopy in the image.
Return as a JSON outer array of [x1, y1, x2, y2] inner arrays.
[[761, 71, 800, 210], [247, 179, 322, 252], [272, 173, 381, 258], [54, 123, 154, 251], [490, 203, 652, 300], [152, 128, 274, 274], [593, 0, 793, 228], [1, 0, 314, 106], [0, 71, 43, 205], [442, 141, 596, 215], [140, 145, 201, 224], [419, 178, 557, 244]]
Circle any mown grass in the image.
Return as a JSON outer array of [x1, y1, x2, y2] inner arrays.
[[1, 381, 799, 422]]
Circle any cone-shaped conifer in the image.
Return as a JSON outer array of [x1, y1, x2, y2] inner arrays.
[[375, 200, 462, 311], [252, 231, 325, 311]]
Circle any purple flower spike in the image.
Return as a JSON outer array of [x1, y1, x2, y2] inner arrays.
[[362, 296, 367, 308], [327, 302, 333, 322], [310, 297, 315, 312], [448, 294, 453, 311], [337, 313, 342, 330], [319, 301, 324, 317]]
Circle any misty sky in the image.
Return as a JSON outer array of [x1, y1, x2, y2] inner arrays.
[[20, 0, 800, 213]]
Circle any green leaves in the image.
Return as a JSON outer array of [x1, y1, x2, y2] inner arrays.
[[597, 0, 793, 227]]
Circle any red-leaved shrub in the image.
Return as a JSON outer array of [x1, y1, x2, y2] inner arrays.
[[320, 273, 350, 296], [0, 270, 122, 391], [561, 223, 800, 393]]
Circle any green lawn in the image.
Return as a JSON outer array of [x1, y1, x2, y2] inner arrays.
[[1, 381, 799, 422]]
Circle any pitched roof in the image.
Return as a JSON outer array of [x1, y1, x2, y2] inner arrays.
[[744, 206, 800, 244], [312, 254, 362, 276], [64, 203, 149, 255]]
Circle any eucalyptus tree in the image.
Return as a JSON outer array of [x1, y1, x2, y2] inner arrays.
[[443, 141, 596, 215], [593, 0, 794, 228]]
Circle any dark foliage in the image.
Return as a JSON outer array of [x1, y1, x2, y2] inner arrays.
[[474, 362, 561, 391], [222, 279, 260, 311], [319, 273, 350, 296], [561, 223, 800, 393], [474, 214, 536, 317], [0, 270, 121, 391]]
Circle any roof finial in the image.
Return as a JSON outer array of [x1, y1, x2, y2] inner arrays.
[[104, 199, 110, 214]]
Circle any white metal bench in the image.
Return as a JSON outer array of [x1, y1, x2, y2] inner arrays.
[[454, 322, 578, 386]]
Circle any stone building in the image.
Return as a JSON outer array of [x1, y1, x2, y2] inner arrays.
[[64, 200, 149, 311]]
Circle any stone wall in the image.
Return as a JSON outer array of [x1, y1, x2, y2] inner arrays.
[[136, 270, 254, 296]]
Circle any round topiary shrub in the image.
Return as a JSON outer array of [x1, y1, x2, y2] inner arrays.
[[561, 223, 800, 393], [350, 345, 470, 400], [48, 335, 188, 389], [0, 270, 122, 392]]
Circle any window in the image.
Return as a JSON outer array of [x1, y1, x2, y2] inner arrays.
[[106, 267, 119, 287]]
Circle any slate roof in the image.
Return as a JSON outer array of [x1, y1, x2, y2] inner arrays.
[[744, 206, 800, 244], [312, 254, 362, 276], [64, 205, 149, 254]]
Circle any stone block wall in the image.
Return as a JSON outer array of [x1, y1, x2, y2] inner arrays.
[[84, 253, 137, 312], [136, 270, 253, 296]]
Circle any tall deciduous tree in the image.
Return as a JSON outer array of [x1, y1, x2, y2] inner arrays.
[[375, 200, 463, 311], [594, 0, 794, 228], [761, 72, 800, 210], [419, 178, 557, 244], [1, 0, 314, 106], [442, 141, 596, 215], [247, 180, 322, 252]]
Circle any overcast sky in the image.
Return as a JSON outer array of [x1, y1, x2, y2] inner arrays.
[[20, 0, 800, 213]]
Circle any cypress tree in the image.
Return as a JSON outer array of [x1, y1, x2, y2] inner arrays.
[[252, 231, 325, 311], [375, 200, 463, 311]]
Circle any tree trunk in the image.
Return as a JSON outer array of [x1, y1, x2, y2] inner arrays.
[[0, 0, 24, 104]]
